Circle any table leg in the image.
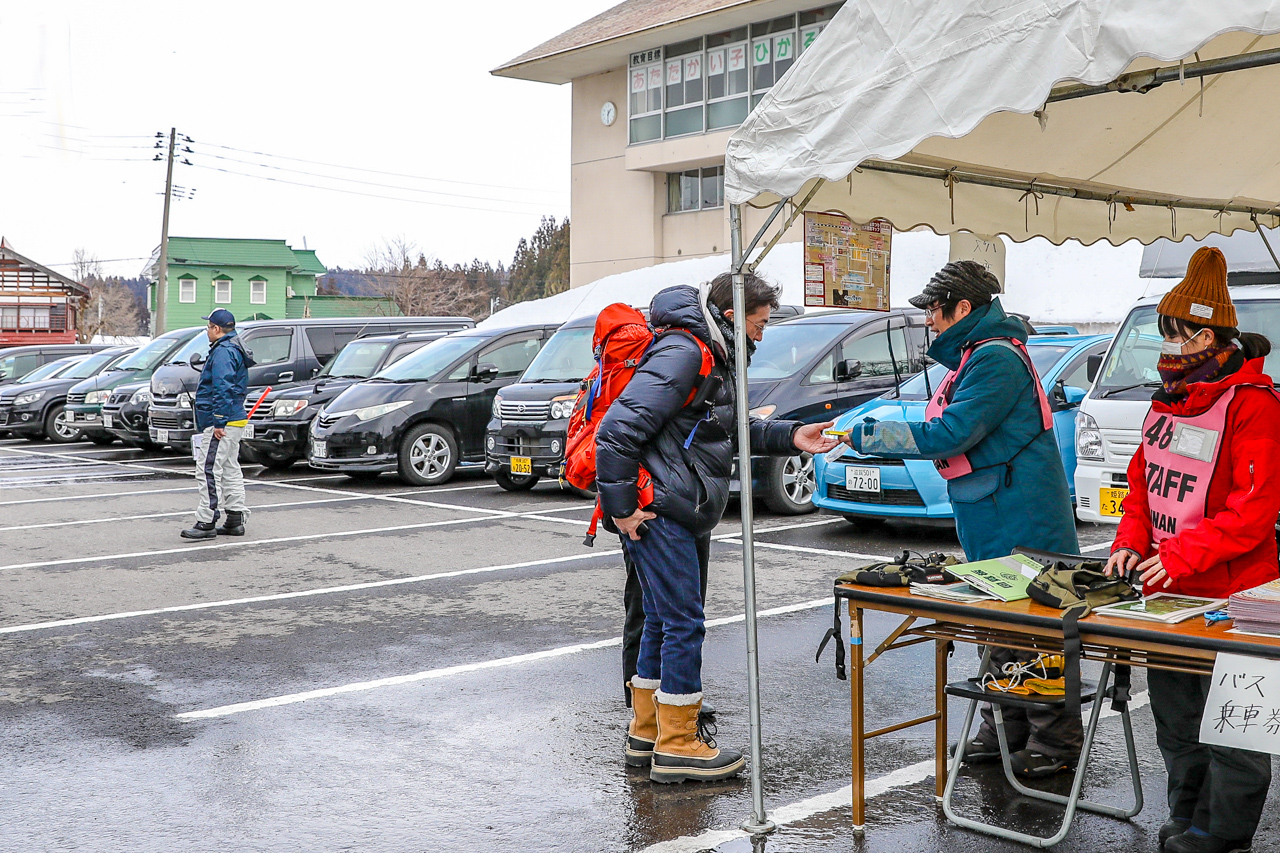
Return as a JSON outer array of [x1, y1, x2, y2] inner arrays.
[[935, 639, 948, 800], [849, 600, 865, 832]]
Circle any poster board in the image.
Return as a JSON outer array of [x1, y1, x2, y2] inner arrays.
[[948, 232, 1005, 289], [1199, 652, 1280, 755], [803, 213, 891, 311]]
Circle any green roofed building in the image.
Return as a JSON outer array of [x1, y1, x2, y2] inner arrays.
[[145, 237, 399, 332]]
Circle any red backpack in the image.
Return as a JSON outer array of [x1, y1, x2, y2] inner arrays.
[[561, 303, 714, 545]]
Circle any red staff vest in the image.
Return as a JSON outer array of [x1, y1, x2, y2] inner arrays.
[[924, 338, 1053, 480]]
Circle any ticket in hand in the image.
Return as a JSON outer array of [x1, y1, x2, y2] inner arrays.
[[823, 428, 851, 437]]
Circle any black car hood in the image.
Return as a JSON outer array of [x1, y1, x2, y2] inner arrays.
[[500, 380, 582, 402], [275, 377, 363, 406], [151, 363, 200, 396], [0, 376, 82, 400], [746, 380, 781, 408], [325, 380, 425, 413]]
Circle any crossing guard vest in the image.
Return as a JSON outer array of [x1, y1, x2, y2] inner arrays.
[[924, 338, 1053, 480], [1138, 385, 1280, 541]]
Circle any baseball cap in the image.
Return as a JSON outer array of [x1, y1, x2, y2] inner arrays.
[[202, 308, 236, 328]]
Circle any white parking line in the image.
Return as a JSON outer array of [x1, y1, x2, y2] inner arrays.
[[640, 689, 1153, 852], [0, 471, 156, 485], [723, 538, 901, 561], [174, 597, 833, 720], [0, 495, 369, 533], [0, 518, 846, 631], [1080, 540, 1114, 553], [0, 485, 196, 507]]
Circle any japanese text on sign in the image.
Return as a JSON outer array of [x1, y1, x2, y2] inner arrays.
[[803, 213, 892, 311], [1199, 652, 1280, 754]]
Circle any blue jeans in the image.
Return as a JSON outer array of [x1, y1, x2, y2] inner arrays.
[[621, 515, 709, 696]]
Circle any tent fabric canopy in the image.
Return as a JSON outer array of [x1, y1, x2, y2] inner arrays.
[[725, 0, 1280, 246]]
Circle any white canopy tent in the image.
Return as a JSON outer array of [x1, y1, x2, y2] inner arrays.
[[719, 0, 1280, 836]]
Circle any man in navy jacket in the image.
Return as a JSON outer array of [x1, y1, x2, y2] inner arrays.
[[181, 308, 254, 540]]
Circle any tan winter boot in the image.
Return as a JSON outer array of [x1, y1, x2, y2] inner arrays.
[[650, 690, 744, 783], [625, 677, 660, 766]]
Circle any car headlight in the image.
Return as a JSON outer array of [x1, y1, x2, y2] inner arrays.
[[492, 395, 503, 418], [1075, 411, 1104, 461], [14, 390, 44, 406], [749, 405, 777, 419], [352, 400, 412, 421], [272, 399, 309, 417], [85, 390, 111, 404], [177, 392, 193, 409], [131, 388, 152, 405], [550, 395, 576, 420]]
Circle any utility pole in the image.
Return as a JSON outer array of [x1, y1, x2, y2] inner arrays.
[[154, 127, 177, 335]]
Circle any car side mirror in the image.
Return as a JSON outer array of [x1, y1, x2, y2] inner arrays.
[[834, 359, 862, 382], [1086, 353, 1103, 384], [189, 352, 205, 369], [473, 362, 499, 384], [1052, 379, 1086, 409]]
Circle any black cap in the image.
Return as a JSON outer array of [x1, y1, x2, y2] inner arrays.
[[908, 260, 1001, 309], [202, 308, 236, 328]]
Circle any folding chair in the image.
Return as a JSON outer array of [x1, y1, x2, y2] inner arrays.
[[941, 648, 1143, 848]]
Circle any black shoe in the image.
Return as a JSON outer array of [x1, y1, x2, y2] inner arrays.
[[950, 738, 1002, 764], [180, 521, 217, 540], [1160, 818, 1192, 848], [1010, 749, 1076, 778], [217, 511, 245, 536], [1165, 831, 1252, 853]]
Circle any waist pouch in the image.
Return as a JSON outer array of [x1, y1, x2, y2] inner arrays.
[[1024, 555, 1141, 716]]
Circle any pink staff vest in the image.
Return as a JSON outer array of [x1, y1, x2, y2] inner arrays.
[[1139, 386, 1260, 542], [923, 338, 1054, 480]]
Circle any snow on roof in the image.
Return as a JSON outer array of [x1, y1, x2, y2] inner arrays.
[[480, 233, 1157, 329]]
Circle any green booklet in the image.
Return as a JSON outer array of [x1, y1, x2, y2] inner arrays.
[[945, 554, 1042, 602]]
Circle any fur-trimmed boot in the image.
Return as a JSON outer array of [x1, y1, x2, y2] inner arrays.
[[625, 676, 660, 766], [651, 690, 744, 783]]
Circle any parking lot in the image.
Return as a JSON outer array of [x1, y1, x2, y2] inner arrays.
[[3, 436, 1280, 853]]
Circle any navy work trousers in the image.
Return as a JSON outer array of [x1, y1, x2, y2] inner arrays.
[[620, 514, 711, 697]]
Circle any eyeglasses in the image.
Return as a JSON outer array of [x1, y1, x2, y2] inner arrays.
[[923, 304, 942, 319], [746, 317, 769, 335]]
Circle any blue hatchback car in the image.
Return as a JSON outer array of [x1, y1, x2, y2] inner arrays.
[[812, 334, 1111, 525]]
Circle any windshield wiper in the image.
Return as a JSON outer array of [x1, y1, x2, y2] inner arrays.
[[1100, 380, 1160, 399]]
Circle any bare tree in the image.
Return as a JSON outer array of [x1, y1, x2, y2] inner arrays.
[[363, 237, 490, 318], [73, 249, 145, 342]]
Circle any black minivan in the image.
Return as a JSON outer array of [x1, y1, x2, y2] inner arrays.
[[148, 315, 473, 450], [309, 323, 560, 485], [241, 330, 452, 469]]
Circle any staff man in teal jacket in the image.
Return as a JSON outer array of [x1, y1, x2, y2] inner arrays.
[[849, 260, 1081, 777]]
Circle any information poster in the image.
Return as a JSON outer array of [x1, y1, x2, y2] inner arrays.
[[803, 213, 891, 311], [1199, 652, 1280, 754]]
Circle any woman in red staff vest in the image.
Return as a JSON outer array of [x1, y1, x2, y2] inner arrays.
[[1106, 246, 1280, 853]]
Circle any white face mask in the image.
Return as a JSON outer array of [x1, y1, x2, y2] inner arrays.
[[1160, 330, 1209, 356]]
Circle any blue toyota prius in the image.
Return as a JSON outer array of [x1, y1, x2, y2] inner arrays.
[[812, 333, 1111, 526]]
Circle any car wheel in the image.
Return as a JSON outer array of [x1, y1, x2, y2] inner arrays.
[[842, 513, 885, 532], [398, 423, 458, 486], [563, 483, 597, 500], [494, 469, 540, 491], [763, 453, 817, 515], [45, 404, 82, 443], [88, 433, 115, 446]]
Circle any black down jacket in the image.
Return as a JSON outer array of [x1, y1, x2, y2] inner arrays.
[[596, 284, 801, 536]]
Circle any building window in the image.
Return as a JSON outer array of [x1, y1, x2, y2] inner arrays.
[[179, 279, 196, 303], [667, 166, 725, 213], [18, 306, 50, 329], [250, 280, 267, 304], [627, 4, 841, 144], [214, 279, 232, 304], [629, 48, 663, 144]]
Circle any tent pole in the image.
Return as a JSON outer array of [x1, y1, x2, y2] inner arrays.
[[731, 202, 776, 836]]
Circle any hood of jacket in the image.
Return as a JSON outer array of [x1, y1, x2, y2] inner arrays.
[[1155, 355, 1275, 417], [649, 284, 727, 360], [927, 297, 1026, 370]]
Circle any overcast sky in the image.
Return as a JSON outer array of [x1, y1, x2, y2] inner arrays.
[[0, 1, 613, 278]]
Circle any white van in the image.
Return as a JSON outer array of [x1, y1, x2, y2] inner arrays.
[[1074, 285, 1280, 523]]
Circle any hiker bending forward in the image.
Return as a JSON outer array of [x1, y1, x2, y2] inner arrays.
[[847, 261, 1083, 778], [595, 274, 835, 784]]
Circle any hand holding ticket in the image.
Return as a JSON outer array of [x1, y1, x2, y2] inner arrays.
[[823, 428, 853, 462]]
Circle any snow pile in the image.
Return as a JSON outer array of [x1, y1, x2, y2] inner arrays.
[[481, 233, 1162, 329]]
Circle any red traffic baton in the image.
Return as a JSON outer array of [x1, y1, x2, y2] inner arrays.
[[246, 386, 273, 420]]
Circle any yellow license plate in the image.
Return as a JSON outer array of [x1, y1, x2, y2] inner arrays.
[[511, 456, 532, 475], [1099, 487, 1129, 517]]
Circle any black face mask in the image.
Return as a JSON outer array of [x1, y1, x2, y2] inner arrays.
[[708, 302, 756, 369]]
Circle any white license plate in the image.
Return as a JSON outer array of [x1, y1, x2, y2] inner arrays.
[[313, 439, 327, 458], [243, 423, 255, 439], [844, 465, 881, 493], [103, 415, 113, 428], [155, 429, 169, 444]]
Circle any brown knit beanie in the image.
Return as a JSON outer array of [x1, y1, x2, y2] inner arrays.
[[1157, 246, 1236, 327]]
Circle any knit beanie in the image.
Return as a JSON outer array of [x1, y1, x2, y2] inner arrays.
[[1157, 246, 1236, 327]]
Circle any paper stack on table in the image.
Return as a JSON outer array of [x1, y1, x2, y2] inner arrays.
[[1228, 579, 1280, 636], [909, 582, 996, 603]]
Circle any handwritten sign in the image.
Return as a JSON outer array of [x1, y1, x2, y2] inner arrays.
[[803, 213, 891, 310], [948, 232, 1005, 288], [1199, 652, 1280, 754]]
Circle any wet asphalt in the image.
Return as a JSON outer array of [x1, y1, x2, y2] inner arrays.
[[1, 437, 1278, 852]]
